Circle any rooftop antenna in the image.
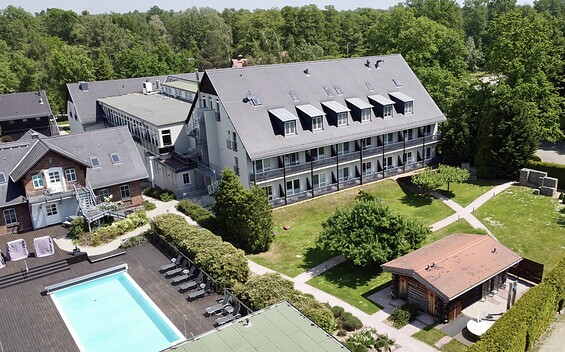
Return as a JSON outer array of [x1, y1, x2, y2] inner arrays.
[[243, 91, 252, 103], [303, 68, 310, 76], [364, 59, 371, 68], [375, 59, 384, 69]]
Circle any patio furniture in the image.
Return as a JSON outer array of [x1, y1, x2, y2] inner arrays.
[[160, 254, 182, 272], [215, 302, 241, 326], [466, 319, 495, 337], [164, 259, 187, 277], [170, 266, 196, 285], [6, 239, 29, 261], [33, 236, 54, 257], [0, 251, 5, 269], [205, 293, 231, 316], [187, 281, 212, 300], [179, 271, 204, 292]]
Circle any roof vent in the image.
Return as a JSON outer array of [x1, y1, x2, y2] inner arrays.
[[375, 59, 384, 69], [492, 247, 497, 253], [79, 82, 89, 91], [30, 131, 39, 139], [364, 59, 371, 68], [303, 68, 310, 76]]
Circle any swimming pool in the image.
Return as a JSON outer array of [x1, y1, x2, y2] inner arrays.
[[50, 269, 185, 352]]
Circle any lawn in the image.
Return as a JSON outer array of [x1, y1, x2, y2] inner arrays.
[[438, 179, 506, 207], [423, 219, 478, 246], [412, 327, 468, 351], [475, 185, 565, 271], [249, 179, 454, 277], [306, 261, 391, 314]]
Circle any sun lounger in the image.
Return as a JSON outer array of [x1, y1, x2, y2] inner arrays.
[[188, 281, 212, 300], [160, 254, 183, 272], [179, 271, 203, 291], [205, 293, 231, 316], [6, 239, 29, 261], [0, 251, 5, 269], [164, 259, 187, 277], [33, 236, 55, 257], [170, 266, 196, 284], [215, 302, 241, 326]]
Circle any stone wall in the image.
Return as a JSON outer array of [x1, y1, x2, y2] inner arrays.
[[519, 168, 558, 197]]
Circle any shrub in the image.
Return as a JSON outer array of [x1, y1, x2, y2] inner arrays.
[[344, 342, 368, 352], [341, 312, 363, 331], [142, 186, 176, 202], [143, 200, 156, 211], [120, 233, 150, 248], [77, 211, 149, 246], [69, 217, 87, 240], [331, 305, 346, 318], [176, 199, 221, 233], [152, 213, 249, 290], [525, 160, 565, 188], [388, 303, 419, 329], [337, 329, 347, 337]]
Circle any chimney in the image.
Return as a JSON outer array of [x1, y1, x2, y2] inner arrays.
[[39, 98, 44, 105], [375, 59, 384, 69], [31, 131, 39, 139]]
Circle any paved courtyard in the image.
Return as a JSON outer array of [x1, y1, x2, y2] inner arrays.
[[536, 140, 565, 164]]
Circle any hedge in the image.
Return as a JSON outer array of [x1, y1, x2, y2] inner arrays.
[[151, 214, 249, 290], [175, 199, 221, 233], [233, 273, 335, 332], [469, 256, 565, 352], [525, 160, 565, 188], [142, 186, 176, 202]]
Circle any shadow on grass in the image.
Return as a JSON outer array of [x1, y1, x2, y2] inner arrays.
[[319, 262, 389, 289], [300, 246, 335, 271], [557, 207, 565, 227], [397, 177, 433, 207], [438, 190, 455, 199]]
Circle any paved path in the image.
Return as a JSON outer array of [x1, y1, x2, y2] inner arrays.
[[54, 198, 197, 255], [536, 140, 565, 165], [538, 315, 565, 352]]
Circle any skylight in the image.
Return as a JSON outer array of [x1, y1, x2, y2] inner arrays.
[[289, 92, 299, 101], [323, 87, 334, 96], [393, 79, 402, 87], [334, 86, 343, 95], [110, 153, 121, 164], [251, 96, 262, 106], [90, 156, 101, 168], [0, 172, 6, 184], [365, 83, 374, 91]]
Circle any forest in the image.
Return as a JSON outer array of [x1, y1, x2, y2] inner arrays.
[[1, 0, 564, 177]]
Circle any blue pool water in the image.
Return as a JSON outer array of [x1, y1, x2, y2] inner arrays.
[[52, 272, 184, 352]]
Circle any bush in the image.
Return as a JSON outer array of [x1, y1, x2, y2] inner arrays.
[[143, 200, 156, 211], [525, 160, 565, 188], [176, 199, 221, 233], [388, 303, 419, 329], [337, 329, 347, 337], [78, 211, 149, 246], [346, 328, 391, 352], [232, 273, 335, 332], [331, 305, 346, 318], [120, 233, 150, 248], [142, 186, 176, 202], [69, 217, 87, 240], [341, 312, 363, 331], [152, 213, 249, 290]]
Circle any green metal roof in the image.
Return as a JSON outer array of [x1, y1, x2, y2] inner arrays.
[[172, 302, 349, 352], [162, 80, 198, 93]]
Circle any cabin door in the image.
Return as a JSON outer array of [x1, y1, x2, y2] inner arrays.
[[399, 277, 408, 299], [448, 301, 462, 321], [427, 290, 436, 316]]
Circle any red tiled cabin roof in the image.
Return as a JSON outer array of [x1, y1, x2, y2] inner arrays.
[[382, 234, 522, 301]]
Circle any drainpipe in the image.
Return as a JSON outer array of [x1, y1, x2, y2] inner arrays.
[[148, 155, 156, 188]]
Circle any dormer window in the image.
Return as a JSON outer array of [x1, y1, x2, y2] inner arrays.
[[284, 120, 296, 135], [90, 156, 101, 168], [296, 104, 326, 132], [388, 91, 415, 115], [337, 112, 348, 126], [361, 109, 371, 122], [110, 153, 121, 164], [405, 101, 413, 114], [312, 116, 323, 131], [0, 172, 5, 184], [368, 94, 396, 119], [321, 101, 350, 127], [345, 97, 373, 123], [383, 105, 393, 118]]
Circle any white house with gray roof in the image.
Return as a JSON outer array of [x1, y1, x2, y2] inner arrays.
[[187, 54, 445, 205], [0, 126, 148, 235]]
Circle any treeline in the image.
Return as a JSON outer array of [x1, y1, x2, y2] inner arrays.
[[1, 1, 564, 177]]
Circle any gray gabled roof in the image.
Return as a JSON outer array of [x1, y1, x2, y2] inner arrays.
[[0, 91, 53, 122], [200, 54, 446, 160], [67, 73, 196, 125], [19, 129, 48, 141]]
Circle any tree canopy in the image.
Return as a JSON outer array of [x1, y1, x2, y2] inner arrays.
[[316, 194, 430, 266]]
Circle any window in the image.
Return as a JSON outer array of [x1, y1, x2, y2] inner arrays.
[[233, 157, 239, 176], [425, 124, 433, 136], [323, 86, 334, 96], [337, 142, 349, 155], [3, 208, 17, 225], [215, 99, 221, 121], [284, 121, 296, 135], [365, 82, 374, 91], [226, 130, 233, 149], [286, 179, 300, 195], [48, 171, 61, 183], [120, 184, 131, 199], [183, 173, 190, 184], [383, 105, 393, 118], [361, 109, 371, 122], [362, 162, 372, 175], [384, 156, 393, 170], [405, 101, 413, 114], [46, 204, 58, 216], [362, 138, 372, 150], [0, 172, 6, 184], [32, 174, 44, 189], [284, 153, 299, 166], [338, 167, 349, 181], [405, 129, 413, 140], [384, 133, 394, 145], [22, 118, 28, 123], [263, 185, 273, 200], [90, 157, 101, 168], [313, 173, 326, 188], [256, 159, 271, 173], [110, 153, 121, 164], [289, 92, 299, 101], [337, 112, 348, 126], [311, 147, 325, 161], [404, 152, 413, 164], [65, 168, 77, 182], [312, 116, 323, 131], [98, 189, 109, 200], [334, 86, 343, 95], [425, 147, 432, 160], [162, 130, 172, 146]]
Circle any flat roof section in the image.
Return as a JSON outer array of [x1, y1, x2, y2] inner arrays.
[[176, 301, 348, 352], [162, 80, 198, 93], [98, 93, 191, 127]]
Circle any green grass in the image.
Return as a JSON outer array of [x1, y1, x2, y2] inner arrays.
[[412, 326, 447, 345], [424, 219, 478, 246], [475, 185, 565, 271], [441, 339, 468, 352], [438, 179, 505, 207], [249, 179, 453, 277], [306, 261, 392, 314]]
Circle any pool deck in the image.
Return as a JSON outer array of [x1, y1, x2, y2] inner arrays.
[[0, 243, 223, 352]]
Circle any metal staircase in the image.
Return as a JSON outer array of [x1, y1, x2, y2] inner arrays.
[[72, 184, 126, 231]]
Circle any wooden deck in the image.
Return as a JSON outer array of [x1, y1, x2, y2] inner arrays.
[[0, 243, 222, 352]]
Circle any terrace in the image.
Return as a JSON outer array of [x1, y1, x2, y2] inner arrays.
[[0, 237, 224, 352]]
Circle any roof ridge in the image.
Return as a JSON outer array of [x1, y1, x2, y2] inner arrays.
[[415, 234, 490, 271]]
